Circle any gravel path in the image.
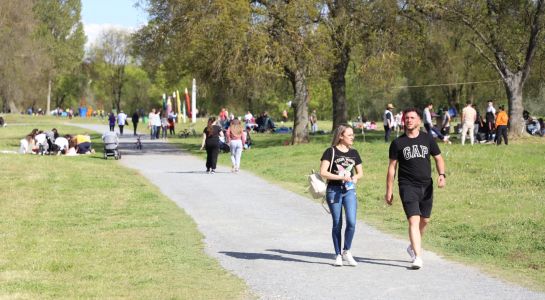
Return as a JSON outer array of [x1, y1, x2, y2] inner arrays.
[[77, 124, 545, 300]]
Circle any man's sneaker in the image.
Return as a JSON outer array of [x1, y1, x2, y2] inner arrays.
[[411, 256, 423, 269], [342, 250, 358, 266], [406, 245, 416, 260], [334, 255, 343, 267]]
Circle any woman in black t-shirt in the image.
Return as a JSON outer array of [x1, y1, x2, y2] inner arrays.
[[319, 124, 363, 267], [200, 117, 224, 174]]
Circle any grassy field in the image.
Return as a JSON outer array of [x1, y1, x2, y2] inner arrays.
[[171, 121, 545, 291], [0, 117, 248, 299]]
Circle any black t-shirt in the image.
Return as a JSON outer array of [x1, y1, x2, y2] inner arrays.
[[389, 132, 441, 186], [320, 146, 362, 186], [203, 125, 222, 144]]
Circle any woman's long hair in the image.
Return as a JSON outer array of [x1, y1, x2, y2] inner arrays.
[[331, 124, 353, 147], [206, 117, 216, 136], [229, 119, 243, 136]]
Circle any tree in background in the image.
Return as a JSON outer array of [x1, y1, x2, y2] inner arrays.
[[90, 29, 131, 112], [408, 0, 545, 136], [0, 0, 48, 113], [34, 0, 86, 114]]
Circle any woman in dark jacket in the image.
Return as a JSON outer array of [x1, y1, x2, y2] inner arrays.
[[132, 112, 139, 136], [200, 117, 224, 174]]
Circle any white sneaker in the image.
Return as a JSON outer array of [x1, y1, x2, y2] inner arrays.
[[342, 250, 358, 266], [406, 245, 416, 260], [411, 256, 423, 269], [334, 255, 343, 267]]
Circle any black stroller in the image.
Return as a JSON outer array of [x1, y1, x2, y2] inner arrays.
[[102, 131, 121, 159]]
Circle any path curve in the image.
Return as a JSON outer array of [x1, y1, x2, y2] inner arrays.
[[76, 124, 545, 300]]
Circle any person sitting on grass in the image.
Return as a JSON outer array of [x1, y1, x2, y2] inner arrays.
[[19, 134, 36, 154], [54, 134, 70, 155], [75, 133, 93, 154]]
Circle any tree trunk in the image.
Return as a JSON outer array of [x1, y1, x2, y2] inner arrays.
[[289, 68, 310, 144], [503, 71, 525, 137], [329, 46, 350, 130], [47, 78, 52, 115]]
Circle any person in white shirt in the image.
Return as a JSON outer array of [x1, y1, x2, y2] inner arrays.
[[148, 108, 159, 140], [383, 103, 395, 142], [117, 110, 128, 135], [54, 136, 69, 154], [461, 101, 477, 145], [423, 103, 433, 133]]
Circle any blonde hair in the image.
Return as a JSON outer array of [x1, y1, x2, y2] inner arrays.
[[229, 119, 243, 136], [331, 124, 353, 146]]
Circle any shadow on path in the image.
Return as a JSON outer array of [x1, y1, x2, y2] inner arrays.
[[267, 249, 409, 269], [220, 249, 408, 269], [219, 251, 330, 266]]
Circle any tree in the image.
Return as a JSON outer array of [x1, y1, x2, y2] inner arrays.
[[0, 0, 48, 112], [34, 0, 85, 113], [407, 0, 545, 136], [90, 29, 131, 112]]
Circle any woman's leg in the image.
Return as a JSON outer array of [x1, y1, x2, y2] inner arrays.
[[234, 140, 242, 169], [229, 141, 237, 169], [326, 187, 343, 255], [210, 145, 220, 170], [342, 189, 357, 251], [205, 146, 213, 170]]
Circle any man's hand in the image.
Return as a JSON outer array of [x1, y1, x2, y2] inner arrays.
[[384, 192, 393, 206], [438, 175, 446, 188]]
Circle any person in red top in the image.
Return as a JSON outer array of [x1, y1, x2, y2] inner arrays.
[[495, 105, 509, 145]]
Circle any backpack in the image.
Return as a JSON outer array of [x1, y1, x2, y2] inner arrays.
[[307, 147, 335, 199]]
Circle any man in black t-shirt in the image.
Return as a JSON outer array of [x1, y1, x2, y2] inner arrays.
[[385, 108, 446, 270]]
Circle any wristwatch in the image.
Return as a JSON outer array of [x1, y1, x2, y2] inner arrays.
[[439, 173, 446, 178]]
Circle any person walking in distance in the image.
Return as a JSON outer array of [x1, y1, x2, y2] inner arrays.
[[423, 102, 434, 134], [132, 111, 139, 136], [461, 101, 477, 145], [226, 119, 246, 173], [200, 117, 224, 174], [383, 103, 395, 142], [385, 108, 446, 269], [117, 110, 128, 136], [495, 105, 509, 145], [108, 112, 115, 132], [319, 125, 363, 267]]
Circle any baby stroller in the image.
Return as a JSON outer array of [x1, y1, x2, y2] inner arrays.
[[102, 131, 121, 160]]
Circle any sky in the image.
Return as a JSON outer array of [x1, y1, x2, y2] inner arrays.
[[81, 0, 148, 48]]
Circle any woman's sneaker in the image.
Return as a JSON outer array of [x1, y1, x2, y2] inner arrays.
[[334, 255, 343, 267], [406, 245, 416, 260], [411, 256, 423, 269], [342, 250, 358, 266]]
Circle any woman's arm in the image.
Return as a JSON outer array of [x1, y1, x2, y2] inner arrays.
[[351, 164, 363, 184], [200, 133, 206, 150], [319, 160, 349, 182]]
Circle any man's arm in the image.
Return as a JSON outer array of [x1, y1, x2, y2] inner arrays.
[[433, 154, 446, 188], [385, 159, 397, 205]]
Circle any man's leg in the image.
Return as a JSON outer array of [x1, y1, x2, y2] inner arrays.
[[469, 125, 475, 145], [408, 216, 423, 257]]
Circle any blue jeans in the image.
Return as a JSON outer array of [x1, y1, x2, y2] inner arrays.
[[326, 185, 357, 255]]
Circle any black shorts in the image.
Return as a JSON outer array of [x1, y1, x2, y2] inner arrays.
[[399, 183, 433, 218]]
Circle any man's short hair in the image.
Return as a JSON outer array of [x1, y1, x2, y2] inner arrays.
[[466, 101, 472, 105], [403, 107, 422, 119]]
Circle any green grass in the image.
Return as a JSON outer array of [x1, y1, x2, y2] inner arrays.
[[171, 125, 545, 291], [0, 119, 248, 299]]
